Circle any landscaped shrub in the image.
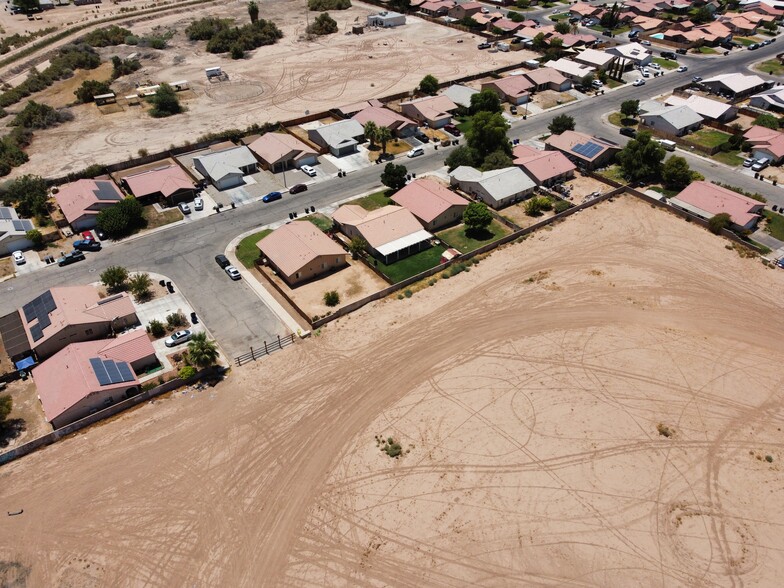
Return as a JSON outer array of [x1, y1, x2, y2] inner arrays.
[[307, 12, 338, 36], [324, 290, 340, 306], [179, 366, 197, 379], [148, 319, 166, 338], [166, 312, 187, 328], [553, 200, 571, 213]]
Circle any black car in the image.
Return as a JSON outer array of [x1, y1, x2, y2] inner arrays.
[[676, 48, 687, 55], [444, 124, 461, 136], [215, 254, 230, 268], [661, 51, 677, 60], [620, 127, 637, 138], [289, 183, 308, 194], [415, 132, 430, 143], [73, 239, 101, 252], [58, 250, 85, 267]]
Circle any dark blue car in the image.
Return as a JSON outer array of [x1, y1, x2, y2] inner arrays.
[[73, 239, 102, 252], [262, 191, 282, 203]]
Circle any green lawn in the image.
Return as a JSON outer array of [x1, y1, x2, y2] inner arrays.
[[648, 185, 680, 198], [755, 59, 784, 76], [436, 220, 511, 253], [236, 229, 272, 268], [685, 129, 731, 149], [712, 150, 745, 167], [347, 190, 391, 211], [697, 46, 718, 54], [763, 210, 784, 241], [606, 78, 625, 89], [608, 112, 637, 127], [142, 205, 183, 230], [298, 213, 333, 232], [734, 36, 757, 47], [652, 57, 678, 70], [374, 244, 447, 283], [549, 13, 569, 20]]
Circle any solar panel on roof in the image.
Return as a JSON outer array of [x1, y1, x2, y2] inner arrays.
[[21, 220, 33, 231], [12, 220, 25, 231], [90, 357, 111, 386], [41, 291, 56, 313], [117, 362, 134, 382], [30, 325, 43, 342], [93, 181, 120, 201], [37, 314, 50, 330], [22, 302, 35, 322], [105, 360, 122, 383], [0, 207, 11, 220]]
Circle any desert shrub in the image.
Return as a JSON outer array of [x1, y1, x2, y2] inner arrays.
[[307, 12, 338, 36], [553, 199, 570, 213], [404, 289, 412, 298], [81, 25, 132, 47], [111, 55, 142, 79], [166, 312, 187, 328], [11, 101, 70, 129], [708, 213, 731, 235], [148, 319, 166, 338], [308, 0, 351, 9], [657, 423, 674, 438], [323, 290, 340, 306], [195, 19, 283, 54], [179, 366, 197, 379], [186, 17, 232, 40], [74, 79, 112, 103], [149, 83, 182, 118]]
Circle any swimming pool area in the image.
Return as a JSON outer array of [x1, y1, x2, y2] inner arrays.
[[651, 33, 665, 39]]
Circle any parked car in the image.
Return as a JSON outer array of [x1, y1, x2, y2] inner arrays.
[[262, 191, 282, 203], [289, 183, 308, 194], [81, 231, 95, 241], [164, 329, 192, 347], [641, 40, 651, 46], [628, 30, 639, 38], [407, 147, 424, 158], [477, 42, 491, 50], [58, 250, 85, 267], [591, 79, 603, 88], [692, 75, 702, 82], [749, 43, 760, 50], [661, 51, 677, 59], [178, 202, 191, 214], [300, 164, 317, 177], [444, 124, 461, 136], [777, 257, 784, 269], [73, 239, 101, 252], [752, 157, 770, 171], [743, 157, 756, 168], [510, 105, 518, 115], [650, 62, 661, 70], [632, 78, 646, 86], [676, 65, 688, 72], [415, 132, 430, 143], [12, 250, 25, 265], [215, 253, 230, 268], [642, 68, 650, 77], [620, 127, 637, 138], [193, 197, 204, 211], [225, 265, 241, 280]]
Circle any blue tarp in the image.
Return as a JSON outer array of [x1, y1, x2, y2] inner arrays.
[[14, 356, 36, 371]]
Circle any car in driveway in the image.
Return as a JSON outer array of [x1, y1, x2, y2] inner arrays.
[[676, 65, 688, 72], [81, 231, 95, 241], [178, 201, 191, 214], [215, 253, 230, 268], [620, 127, 637, 138], [164, 329, 192, 347], [444, 124, 461, 136], [743, 157, 756, 168], [58, 250, 85, 267], [12, 250, 25, 265], [73, 239, 101, 252], [752, 157, 770, 171], [632, 78, 645, 86], [649, 62, 661, 70], [415, 132, 430, 143], [225, 265, 241, 280], [510, 105, 518, 115], [289, 183, 308, 194], [661, 51, 677, 59], [591, 79, 603, 88], [300, 164, 317, 177], [641, 68, 650, 77], [194, 197, 204, 211], [262, 191, 282, 203]]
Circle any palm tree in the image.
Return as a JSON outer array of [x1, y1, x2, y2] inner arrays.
[[248, 0, 259, 24], [187, 332, 220, 368], [364, 120, 379, 149], [377, 126, 393, 156]]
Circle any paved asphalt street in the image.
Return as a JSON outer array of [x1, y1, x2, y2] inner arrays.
[[2, 41, 782, 359]]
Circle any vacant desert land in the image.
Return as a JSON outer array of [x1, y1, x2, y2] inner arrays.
[[1, 196, 784, 587], [12, 0, 527, 178]]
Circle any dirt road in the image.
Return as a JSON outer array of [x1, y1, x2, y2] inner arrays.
[[1, 196, 783, 586]]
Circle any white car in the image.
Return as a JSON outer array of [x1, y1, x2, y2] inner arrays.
[[641, 68, 650, 77], [591, 79, 603, 88], [164, 329, 192, 348], [752, 157, 770, 172], [641, 40, 651, 46], [225, 265, 241, 280], [178, 202, 191, 215], [650, 62, 661, 70], [300, 164, 317, 177], [193, 197, 204, 211], [12, 250, 25, 265], [407, 147, 424, 158], [676, 65, 688, 72], [632, 78, 646, 86]]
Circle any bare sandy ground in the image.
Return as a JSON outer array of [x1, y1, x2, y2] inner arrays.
[[11, 0, 527, 178], [1, 195, 784, 587]]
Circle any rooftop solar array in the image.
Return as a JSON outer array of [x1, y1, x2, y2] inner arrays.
[[89, 357, 135, 386], [0, 207, 12, 220], [93, 181, 120, 201], [22, 291, 56, 341], [572, 141, 604, 159], [12, 219, 33, 232], [30, 325, 43, 342]]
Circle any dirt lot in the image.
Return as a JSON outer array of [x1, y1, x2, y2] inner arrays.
[[0, 379, 51, 450], [2, 195, 784, 586], [533, 89, 576, 109], [564, 173, 614, 204], [12, 1, 529, 179], [501, 200, 556, 228]]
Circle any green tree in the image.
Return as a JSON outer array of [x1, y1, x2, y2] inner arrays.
[[0, 394, 11, 423], [128, 272, 153, 301], [380, 162, 408, 192], [532, 33, 547, 51], [616, 131, 665, 182], [554, 20, 571, 35], [248, 0, 259, 23], [600, 2, 620, 29], [581, 72, 595, 88], [307, 12, 338, 35], [25, 228, 43, 248], [764, 21, 778, 34], [187, 332, 220, 368], [525, 196, 552, 216], [708, 212, 731, 234], [231, 43, 245, 59], [364, 120, 379, 148], [179, 366, 197, 380], [149, 83, 182, 118], [74, 79, 112, 103], [466, 111, 510, 160], [620, 99, 640, 119], [459, 16, 482, 29], [96, 197, 145, 238], [388, 0, 410, 11], [308, 0, 352, 9], [469, 88, 502, 115], [1, 174, 48, 218], [418, 74, 439, 95], [754, 113, 779, 130], [11, 101, 70, 130], [507, 10, 525, 23], [101, 265, 129, 291], [348, 236, 367, 258], [323, 290, 340, 306], [691, 6, 712, 24], [463, 201, 493, 234], [661, 155, 693, 190], [377, 126, 393, 155], [480, 149, 514, 171], [548, 114, 575, 135], [12, 0, 39, 12], [148, 319, 166, 338], [445, 145, 479, 171]]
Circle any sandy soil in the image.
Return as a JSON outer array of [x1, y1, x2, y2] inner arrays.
[[501, 200, 555, 228], [0, 379, 51, 450], [12, 1, 528, 178], [565, 173, 612, 204], [1, 195, 784, 586]]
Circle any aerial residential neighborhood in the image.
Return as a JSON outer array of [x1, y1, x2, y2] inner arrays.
[[1, 0, 784, 585]]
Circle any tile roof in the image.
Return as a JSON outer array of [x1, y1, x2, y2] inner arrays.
[[124, 165, 195, 199], [574, 48, 616, 68], [664, 95, 736, 120], [523, 67, 568, 87], [484, 76, 534, 99], [744, 125, 784, 158], [548, 58, 595, 78], [512, 145, 577, 184], [54, 179, 124, 224], [703, 73, 768, 94], [544, 130, 619, 162], [333, 205, 430, 249], [352, 106, 417, 132], [672, 181, 763, 227], [194, 146, 257, 181], [248, 133, 317, 165], [258, 221, 345, 277], [390, 178, 468, 224], [401, 95, 458, 121]]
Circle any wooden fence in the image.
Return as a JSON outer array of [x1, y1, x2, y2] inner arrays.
[[233, 333, 296, 367]]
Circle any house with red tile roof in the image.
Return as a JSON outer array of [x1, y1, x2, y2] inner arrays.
[[554, 33, 598, 48], [544, 130, 621, 171], [419, 0, 454, 17], [522, 67, 572, 92], [122, 164, 196, 206], [390, 178, 468, 231], [719, 13, 759, 35], [570, 2, 603, 18], [630, 15, 665, 33], [669, 181, 764, 231], [248, 133, 318, 173], [481, 76, 533, 105], [257, 221, 347, 287], [53, 179, 125, 231], [352, 105, 419, 137], [489, 17, 525, 33], [448, 1, 482, 20], [744, 125, 784, 164], [32, 329, 157, 428], [513, 145, 576, 187], [336, 98, 384, 118], [332, 205, 433, 264], [400, 95, 458, 128]]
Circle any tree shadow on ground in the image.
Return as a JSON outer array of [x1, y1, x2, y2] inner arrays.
[[0, 419, 26, 449], [465, 228, 495, 241]]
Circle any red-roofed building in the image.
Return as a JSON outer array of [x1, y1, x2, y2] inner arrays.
[[744, 125, 784, 164], [513, 145, 576, 187], [489, 17, 525, 33], [448, 1, 482, 20], [669, 181, 764, 230], [481, 76, 533, 105], [401, 95, 458, 128], [352, 106, 419, 137], [247, 133, 318, 172], [32, 330, 157, 428], [122, 165, 197, 205], [390, 178, 468, 231], [419, 0, 454, 17], [53, 179, 125, 231], [570, 2, 603, 18], [719, 13, 759, 35]]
